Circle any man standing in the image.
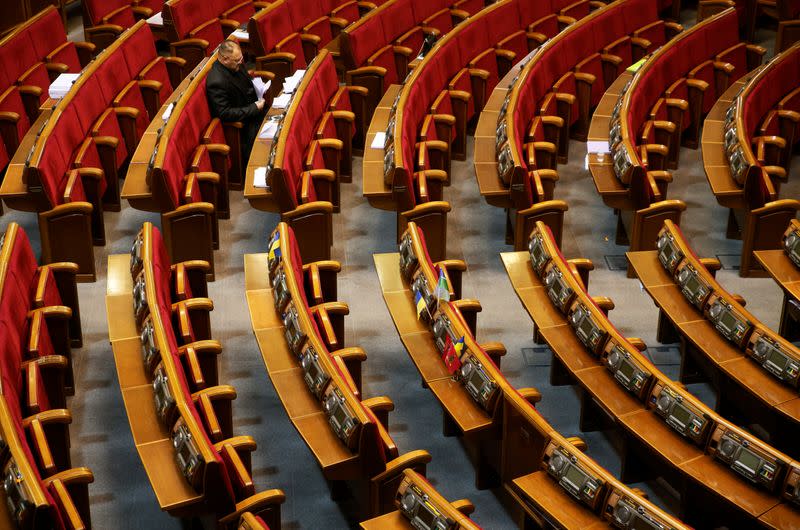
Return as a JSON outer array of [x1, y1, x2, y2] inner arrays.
[[206, 40, 269, 172]]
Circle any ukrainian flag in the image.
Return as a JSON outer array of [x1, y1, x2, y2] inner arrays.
[[454, 336, 465, 355], [415, 291, 426, 319], [268, 236, 281, 262]]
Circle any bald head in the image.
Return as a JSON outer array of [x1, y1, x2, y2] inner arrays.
[[218, 40, 244, 71]]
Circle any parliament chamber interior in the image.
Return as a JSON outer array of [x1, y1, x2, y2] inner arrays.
[[0, 0, 799, 527]]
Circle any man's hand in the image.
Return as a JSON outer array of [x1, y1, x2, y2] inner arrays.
[[255, 99, 266, 111]]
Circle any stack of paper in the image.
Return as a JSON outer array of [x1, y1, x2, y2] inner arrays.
[[272, 94, 292, 109], [282, 69, 306, 94], [147, 12, 163, 25], [48, 73, 81, 99], [259, 120, 280, 139], [161, 102, 176, 121], [252, 77, 271, 99], [253, 167, 270, 189], [586, 140, 610, 154], [370, 132, 386, 149], [231, 29, 249, 41]]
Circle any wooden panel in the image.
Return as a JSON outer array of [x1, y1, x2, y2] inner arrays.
[[137, 439, 203, 511], [427, 378, 492, 434]]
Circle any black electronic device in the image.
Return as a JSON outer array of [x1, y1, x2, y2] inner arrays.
[[706, 296, 752, 348], [459, 353, 498, 411], [300, 343, 331, 399], [172, 417, 202, 488], [322, 385, 360, 450], [568, 302, 607, 355], [674, 262, 711, 310], [398, 483, 456, 530]]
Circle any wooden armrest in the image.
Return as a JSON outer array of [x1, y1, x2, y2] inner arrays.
[[731, 294, 746, 307], [434, 259, 466, 272], [451, 499, 475, 516], [371, 450, 432, 482], [518, 387, 542, 404], [565, 436, 587, 451], [699, 258, 722, 274], [591, 296, 615, 313], [626, 338, 647, 351], [480, 342, 507, 358]]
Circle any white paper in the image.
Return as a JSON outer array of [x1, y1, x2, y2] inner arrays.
[[587, 140, 610, 154], [282, 69, 306, 93], [584, 154, 589, 171], [272, 93, 291, 109], [231, 29, 249, 41], [259, 121, 279, 139], [371, 132, 386, 149], [252, 77, 271, 100], [147, 11, 163, 26], [48, 73, 80, 99], [161, 102, 175, 121], [253, 167, 269, 189]]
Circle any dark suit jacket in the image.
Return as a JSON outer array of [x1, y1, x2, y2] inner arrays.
[[205, 61, 266, 162]]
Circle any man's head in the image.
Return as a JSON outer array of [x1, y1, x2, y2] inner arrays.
[[218, 41, 244, 71]]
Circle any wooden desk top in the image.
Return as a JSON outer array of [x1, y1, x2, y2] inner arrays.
[[510, 470, 607, 529], [759, 502, 800, 529], [244, 253, 361, 474], [105, 254, 203, 513], [243, 108, 285, 213], [473, 49, 540, 210], [362, 85, 401, 211], [679, 455, 780, 518], [373, 252, 492, 435], [500, 252, 568, 331], [619, 410, 705, 466], [701, 75, 753, 209], [755, 250, 800, 296], [360, 511, 411, 529]]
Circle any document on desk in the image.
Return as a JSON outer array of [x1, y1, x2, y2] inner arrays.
[[370, 132, 386, 149], [252, 78, 271, 100], [272, 93, 292, 109], [147, 11, 163, 25], [253, 167, 270, 189], [231, 29, 249, 41], [586, 140, 610, 154], [259, 120, 280, 139], [282, 69, 306, 94], [48, 73, 81, 99]]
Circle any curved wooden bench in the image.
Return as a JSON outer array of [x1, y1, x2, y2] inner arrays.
[[244, 222, 432, 519], [375, 221, 690, 529], [105, 222, 285, 526], [702, 42, 800, 276], [628, 220, 800, 459], [504, 219, 800, 528], [754, 219, 800, 342]]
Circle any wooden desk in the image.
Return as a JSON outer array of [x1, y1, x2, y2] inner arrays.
[[473, 48, 541, 210], [755, 249, 800, 341], [701, 75, 754, 210], [373, 252, 493, 436], [105, 254, 203, 515], [587, 71, 635, 211], [244, 253, 363, 477], [242, 107, 288, 213], [628, 250, 800, 457], [508, 471, 607, 529], [362, 85, 402, 211], [122, 57, 210, 212], [503, 250, 792, 525]]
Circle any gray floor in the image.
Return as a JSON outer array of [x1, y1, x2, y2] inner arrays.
[[4, 4, 793, 529]]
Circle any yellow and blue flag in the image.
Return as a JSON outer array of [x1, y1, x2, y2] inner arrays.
[[435, 267, 450, 303], [415, 290, 426, 319]]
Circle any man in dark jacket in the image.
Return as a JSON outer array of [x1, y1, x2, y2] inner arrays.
[[206, 40, 268, 170]]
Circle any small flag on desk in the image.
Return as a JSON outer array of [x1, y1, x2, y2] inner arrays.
[[268, 237, 281, 262], [435, 267, 450, 304], [442, 334, 462, 374], [454, 336, 465, 356], [415, 290, 426, 319]]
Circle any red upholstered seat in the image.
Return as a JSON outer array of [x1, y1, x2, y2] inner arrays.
[[0, 86, 31, 149], [84, 0, 137, 27]]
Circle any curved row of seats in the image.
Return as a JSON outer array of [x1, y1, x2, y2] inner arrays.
[[340, 0, 487, 115], [246, 221, 433, 518], [702, 41, 800, 276], [491, 0, 680, 242], [698, 0, 800, 51], [0, 20, 177, 281], [125, 222, 285, 526], [754, 219, 800, 342], [82, 0, 162, 50], [0, 222, 92, 528], [124, 51, 271, 279], [506, 219, 800, 527], [0, 6, 94, 175], [248, 0, 373, 92], [383, 221, 690, 529]]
